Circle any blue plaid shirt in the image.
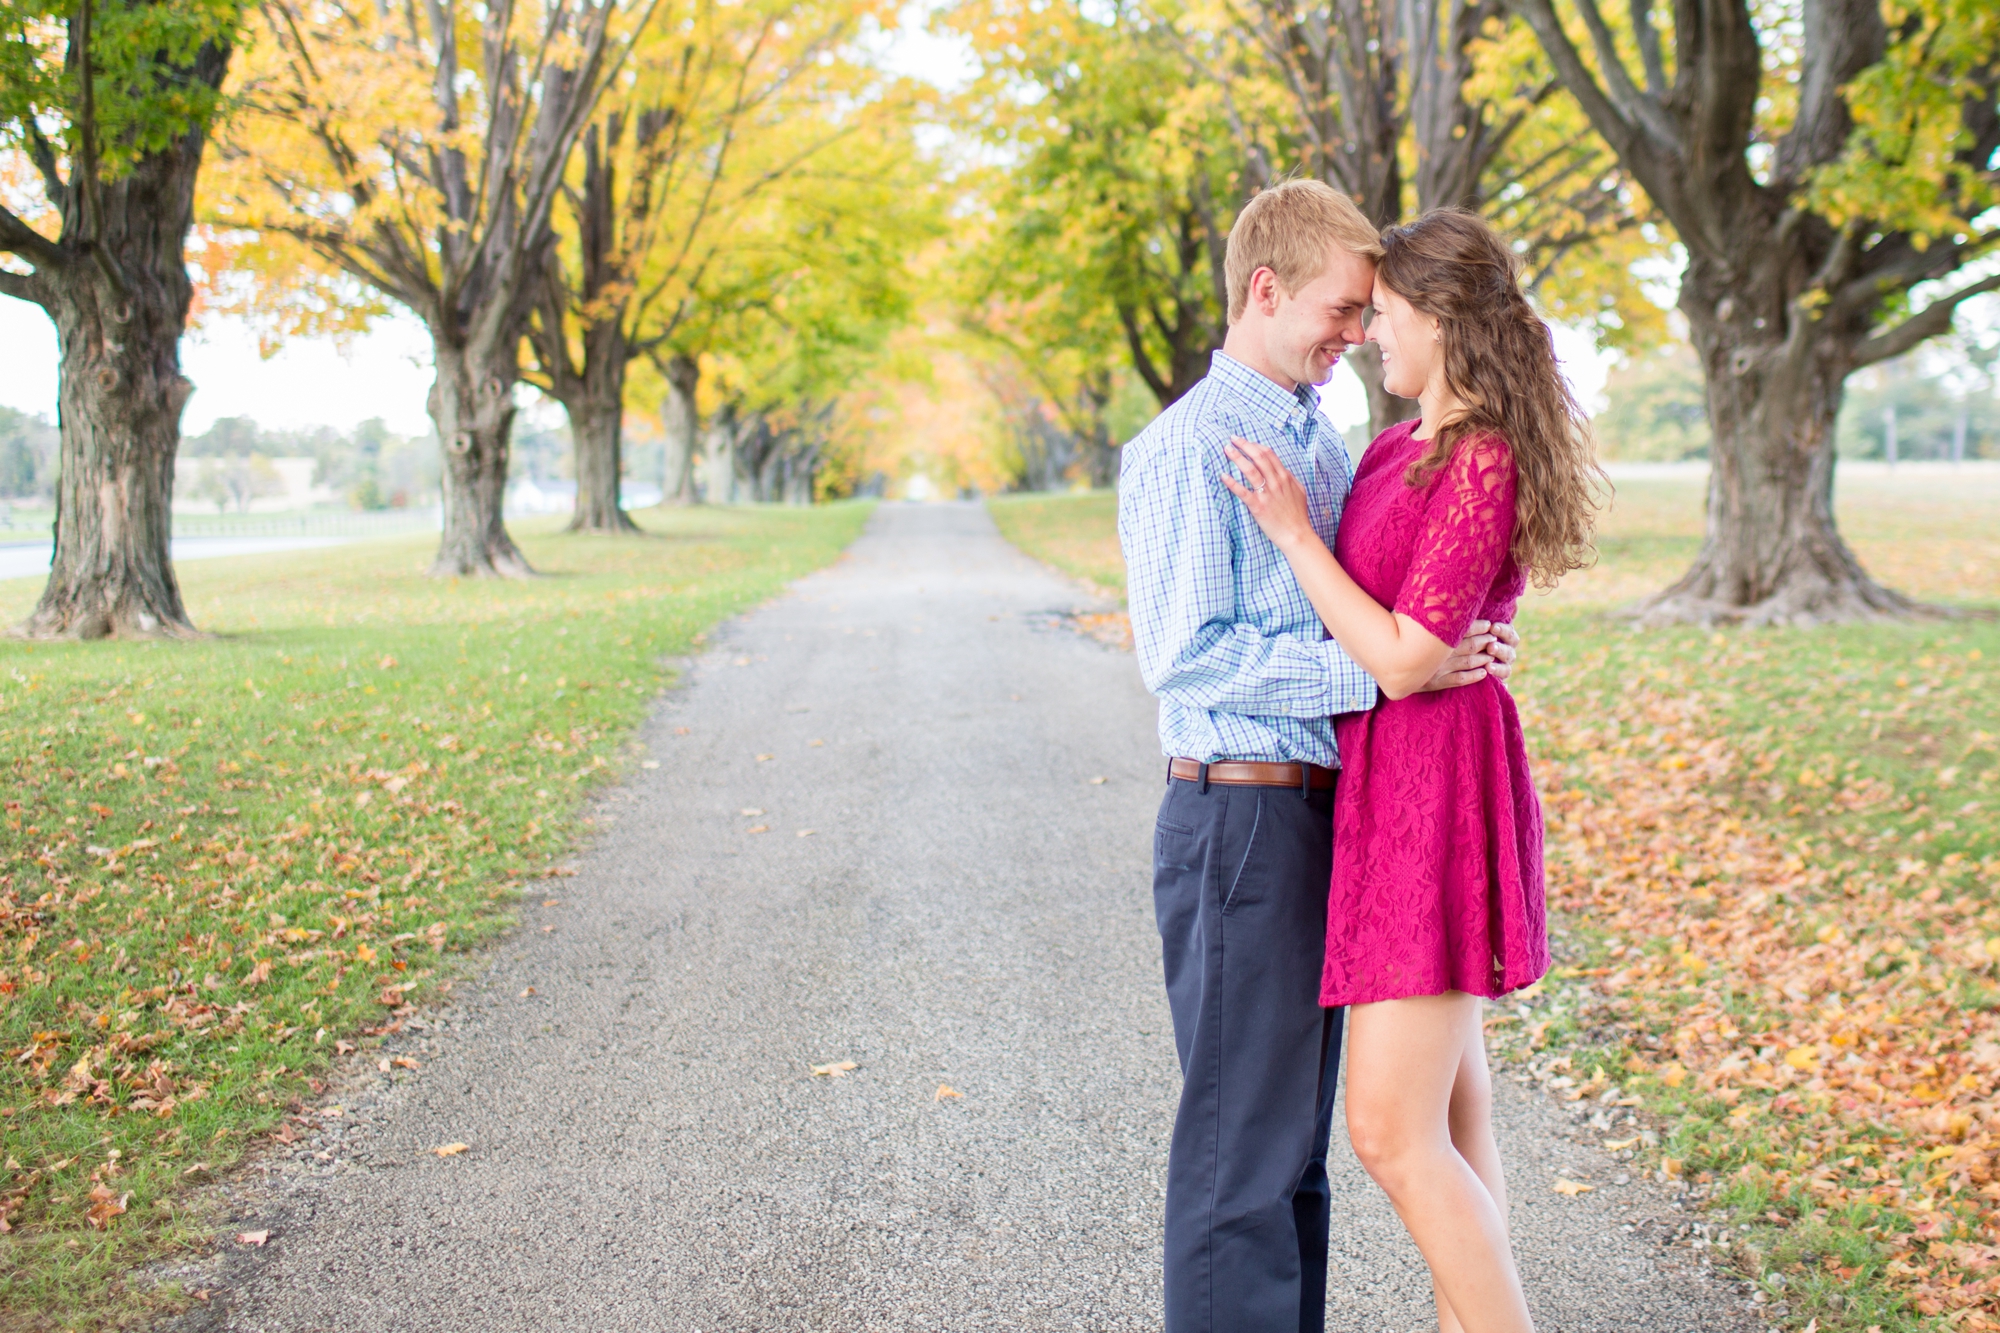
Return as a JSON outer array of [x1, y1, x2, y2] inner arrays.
[[1117, 351, 1377, 766]]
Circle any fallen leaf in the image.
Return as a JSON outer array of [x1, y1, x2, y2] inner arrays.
[[542, 899, 561, 907], [641, 761, 660, 769], [1602, 1136, 1640, 1151], [808, 739, 825, 747], [810, 1061, 858, 1078], [674, 727, 690, 735], [242, 959, 273, 987], [392, 1057, 419, 1070], [334, 1040, 355, 1055], [746, 825, 770, 835], [1552, 1178, 1594, 1196], [740, 808, 765, 817], [84, 1185, 127, 1228], [433, 1143, 469, 1157], [519, 987, 536, 997], [935, 1085, 964, 1101], [238, 1229, 270, 1246], [756, 753, 775, 762], [796, 829, 817, 838], [377, 1058, 392, 1072], [1089, 777, 1107, 785]]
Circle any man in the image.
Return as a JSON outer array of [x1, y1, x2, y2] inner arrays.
[[1117, 179, 1518, 1332]]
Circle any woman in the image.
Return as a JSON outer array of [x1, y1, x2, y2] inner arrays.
[[1220, 208, 1600, 1333]]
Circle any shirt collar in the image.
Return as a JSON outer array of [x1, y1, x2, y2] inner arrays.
[[1208, 350, 1321, 430]]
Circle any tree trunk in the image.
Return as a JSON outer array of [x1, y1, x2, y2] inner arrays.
[[1343, 343, 1420, 447], [428, 341, 534, 578], [700, 412, 737, 503], [15, 106, 216, 638], [1636, 273, 1926, 627], [659, 353, 699, 504], [562, 318, 638, 533]]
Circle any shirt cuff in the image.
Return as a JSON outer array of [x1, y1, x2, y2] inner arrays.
[[1322, 640, 1378, 716]]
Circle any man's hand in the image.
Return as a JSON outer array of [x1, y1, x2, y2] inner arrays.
[[1415, 620, 1521, 692]]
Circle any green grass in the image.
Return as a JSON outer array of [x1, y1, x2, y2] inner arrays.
[[986, 492, 1125, 595], [0, 501, 872, 1327]]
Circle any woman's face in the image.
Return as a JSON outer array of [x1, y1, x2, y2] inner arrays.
[[1368, 280, 1441, 401]]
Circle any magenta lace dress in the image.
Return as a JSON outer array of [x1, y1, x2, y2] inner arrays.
[[1322, 421, 1549, 1006]]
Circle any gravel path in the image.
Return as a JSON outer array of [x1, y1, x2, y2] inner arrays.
[[184, 502, 1763, 1332]]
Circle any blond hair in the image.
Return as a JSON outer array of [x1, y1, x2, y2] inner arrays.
[[1225, 179, 1384, 323]]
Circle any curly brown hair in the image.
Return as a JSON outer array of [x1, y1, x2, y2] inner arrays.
[[1376, 209, 1603, 589]]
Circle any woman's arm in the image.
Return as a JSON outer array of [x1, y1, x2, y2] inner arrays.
[[1221, 437, 1453, 701]]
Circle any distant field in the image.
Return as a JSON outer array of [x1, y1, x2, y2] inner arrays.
[[989, 466, 2000, 1333], [987, 462, 2000, 611], [0, 503, 872, 1325]]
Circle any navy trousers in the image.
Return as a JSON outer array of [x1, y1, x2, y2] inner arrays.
[[1154, 773, 1344, 1333]]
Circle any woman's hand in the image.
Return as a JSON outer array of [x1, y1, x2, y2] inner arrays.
[[1221, 438, 1317, 552]]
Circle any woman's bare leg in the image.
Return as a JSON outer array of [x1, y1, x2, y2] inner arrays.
[[1347, 992, 1531, 1333], [1432, 999, 1508, 1333]]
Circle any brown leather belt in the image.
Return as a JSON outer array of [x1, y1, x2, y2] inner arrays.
[[1169, 757, 1336, 790]]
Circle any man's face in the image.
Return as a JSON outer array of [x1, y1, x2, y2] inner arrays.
[[1260, 248, 1377, 387]]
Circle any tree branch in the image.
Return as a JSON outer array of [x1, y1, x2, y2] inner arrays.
[[1771, 0, 1884, 187], [1567, 0, 1678, 148], [1504, 0, 1643, 155], [1854, 273, 2000, 368], [1117, 302, 1172, 404], [0, 268, 45, 307], [25, 124, 68, 222], [1629, 0, 1667, 94], [0, 204, 65, 268]]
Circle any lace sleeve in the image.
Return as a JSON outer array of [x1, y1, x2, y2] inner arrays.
[[1392, 433, 1517, 646]]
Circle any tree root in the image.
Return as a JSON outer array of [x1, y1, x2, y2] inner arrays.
[[1630, 572, 1981, 628]]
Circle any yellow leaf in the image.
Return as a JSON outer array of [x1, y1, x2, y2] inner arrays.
[[1603, 1136, 1640, 1151], [1552, 1178, 1594, 1196], [433, 1143, 469, 1157], [1660, 1062, 1687, 1088], [810, 1061, 858, 1078], [1785, 1045, 1818, 1071], [935, 1084, 964, 1101]]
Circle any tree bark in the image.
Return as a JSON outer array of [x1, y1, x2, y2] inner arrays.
[[1636, 263, 1925, 627], [559, 316, 639, 533], [1342, 343, 1420, 446], [428, 340, 534, 578], [659, 353, 699, 504], [24, 274, 198, 639], [9, 46, 227, 639]]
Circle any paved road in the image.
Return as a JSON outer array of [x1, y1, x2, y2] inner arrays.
[[188, 503, 1759, 1332]]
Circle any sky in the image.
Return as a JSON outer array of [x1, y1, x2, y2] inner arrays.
[[0, 10, 1611, 442]]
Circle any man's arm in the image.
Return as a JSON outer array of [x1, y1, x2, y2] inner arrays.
[[1120, 438, 1377, 719]]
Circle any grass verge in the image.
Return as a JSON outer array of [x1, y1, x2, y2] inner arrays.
[[988, 469, 2000, 1331], [0, 501, 872, 1327], [986, 492, 1124, 595]]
